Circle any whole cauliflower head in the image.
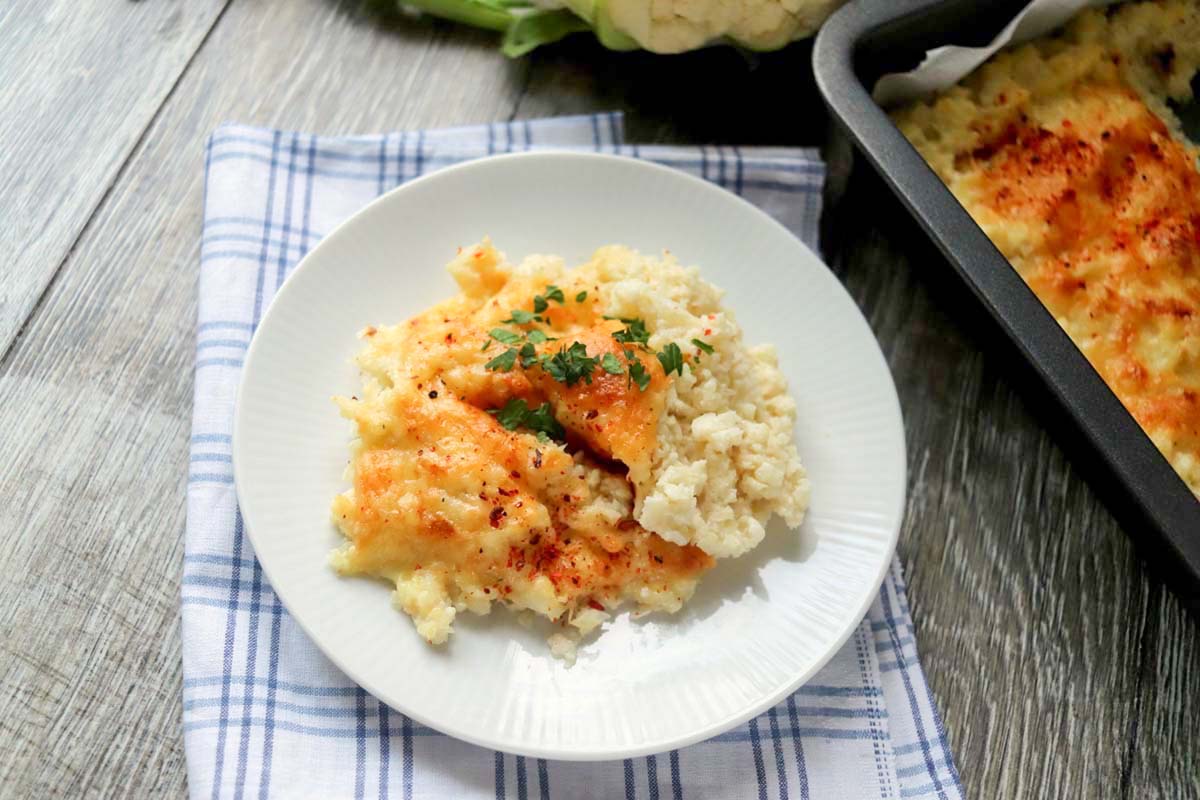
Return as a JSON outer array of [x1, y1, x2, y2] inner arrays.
[[558, 0, 847, 53]]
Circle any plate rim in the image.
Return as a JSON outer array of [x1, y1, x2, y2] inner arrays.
[[232, 149, 907, 760]]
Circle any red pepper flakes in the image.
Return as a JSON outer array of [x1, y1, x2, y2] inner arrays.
[[489, 507, 506, 528], [585, 410, 599, 420], [968, 123, 1021, 163], [510, 470, 521, 479], [587, 599, 605, 612]]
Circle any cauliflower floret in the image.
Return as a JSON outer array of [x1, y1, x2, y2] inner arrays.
[[391, 570, 456, 645], [561, 0, 846, 53]]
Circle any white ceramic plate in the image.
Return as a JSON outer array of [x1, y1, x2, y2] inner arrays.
[[234, 152, 904, 761]]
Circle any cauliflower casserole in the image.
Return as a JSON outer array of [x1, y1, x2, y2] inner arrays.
[[895, 0, 1200, 496], [330, 240, 809, 659]]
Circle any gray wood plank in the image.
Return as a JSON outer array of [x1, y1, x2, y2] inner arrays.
[[0, 2, 521, 796], [0, 0, 231, 360]]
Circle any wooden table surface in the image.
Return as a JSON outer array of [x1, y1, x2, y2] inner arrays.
[[1, 1, 1197, 797]]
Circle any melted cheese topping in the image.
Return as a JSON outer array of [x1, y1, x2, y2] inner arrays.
[[331, 241, 712, 649], [896, 0, 1200, 496], [351, 248, 667, 479]]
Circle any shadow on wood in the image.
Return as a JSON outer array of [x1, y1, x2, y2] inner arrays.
[[345, 0, 828, 147]]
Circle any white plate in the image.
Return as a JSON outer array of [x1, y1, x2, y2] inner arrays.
[[234, 152, 905, 761]]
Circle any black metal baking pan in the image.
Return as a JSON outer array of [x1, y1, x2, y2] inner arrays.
[[813, 0, 1200, 609]]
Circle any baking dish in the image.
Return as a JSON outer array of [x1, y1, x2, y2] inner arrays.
[[813, 0, 1200, 608]]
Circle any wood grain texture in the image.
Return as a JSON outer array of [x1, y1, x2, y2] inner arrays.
[[0, 1, 1196, 797], [0, 1, 519, 796], [0, 0, 230, 360]]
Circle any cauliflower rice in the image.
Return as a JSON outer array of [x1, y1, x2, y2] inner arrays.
[[575, 245, 810, 556]]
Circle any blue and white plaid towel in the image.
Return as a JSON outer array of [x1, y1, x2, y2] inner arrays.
[[185, 113, 963, 800]]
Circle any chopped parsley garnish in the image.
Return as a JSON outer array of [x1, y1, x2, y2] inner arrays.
[[489, 398, 565, 441], [491, 398, 528, 429], [612, 318, 651, 348], [531, 285, 566, 315], [542, 341, 597, 386], [485, 348, 518, 372], [481, 340, 492, 351], [504, 309, 536, 324], [487, 295, 705, 394], [524, 401, 564, 439], [627, 359, 651, 391], [489, 328, 523, 345], [518, 342, 539, 368], [657, 343, 684, 376]]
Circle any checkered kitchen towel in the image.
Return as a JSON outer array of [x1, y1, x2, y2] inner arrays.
[[185, 113, 963, 800]]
